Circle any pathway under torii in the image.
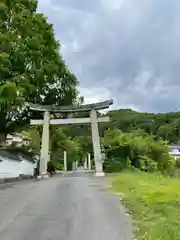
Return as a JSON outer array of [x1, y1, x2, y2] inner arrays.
[[0, 172, 133, 239], [29, 99, 113, 178]]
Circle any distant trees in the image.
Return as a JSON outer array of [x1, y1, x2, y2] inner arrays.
[[21, 108, 180, 174], [106, 109, 180, 143], [19, 107, 180, 174]]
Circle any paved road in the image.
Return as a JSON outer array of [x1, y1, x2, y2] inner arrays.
[[0, 173, 133, 240]]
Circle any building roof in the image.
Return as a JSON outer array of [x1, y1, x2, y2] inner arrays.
[[0, 150, 20, 161], [0, 150, 35, 163]]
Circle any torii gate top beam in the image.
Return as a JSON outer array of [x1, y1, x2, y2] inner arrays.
[[27, 99, 113, 113]]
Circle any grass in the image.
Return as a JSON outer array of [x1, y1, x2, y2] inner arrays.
[[110, 171, 180, 240]]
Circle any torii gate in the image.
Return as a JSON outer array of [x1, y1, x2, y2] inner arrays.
[[29, 99, 113, 177]]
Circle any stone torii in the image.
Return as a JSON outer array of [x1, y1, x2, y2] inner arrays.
[[29, 99, 113, 178]]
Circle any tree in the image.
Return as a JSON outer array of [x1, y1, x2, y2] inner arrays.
[[157, 124, 173, 140], [21, 126, 41, 154], [0, 0, 78, 142], [102, 128, 171, 173], [49, 126, 84, 169], [100, 109, 180, 143]]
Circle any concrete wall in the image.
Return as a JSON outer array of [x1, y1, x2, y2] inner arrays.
[[0, 156, 36, 179]]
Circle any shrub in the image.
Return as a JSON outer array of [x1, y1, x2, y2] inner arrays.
[[103, 156, 132, 173], [103, 158, 122, 173], [138, 155, 158, 172], [175, 158, 180, 168], [103, 129, 172, 173]]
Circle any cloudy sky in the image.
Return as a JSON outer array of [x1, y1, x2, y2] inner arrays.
[[38, 0, 180, 113]]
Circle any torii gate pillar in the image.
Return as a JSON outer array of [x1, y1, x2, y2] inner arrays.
[[39, 111, 50, 178], [90, 109, 104, 176]]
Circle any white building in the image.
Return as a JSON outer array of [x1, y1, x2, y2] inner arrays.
[[0, 151, 37, 179], [169, 145, 180, 159], [6, 134, 31, 147]]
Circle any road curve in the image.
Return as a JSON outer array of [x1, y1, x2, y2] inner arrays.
[[0, 173, 133, 240]]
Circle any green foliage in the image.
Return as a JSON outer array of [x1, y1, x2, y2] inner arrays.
[[110, 172, 180, 239], [106, 109, 180, 143], [21, 112, 174, 174], [138, 155, 158, 172], [19, 108, 180, 174], [55, 163, 64, 170], [0, 0, 78, 139], [63, 138, 82, 162], [103, 158, 124, 173], [103, 129, 172, 173], [22, 127, 41, 154], [175, 158, 180, 168], [49, 126, 84, 168]]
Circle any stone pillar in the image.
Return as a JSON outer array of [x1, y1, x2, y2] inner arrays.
[[88, 153, 91, 170], [39, 111, 50, 178], [72, 161, 76, 171], [75, 160, 78, 169], [84, 157, 88, 170], [90, 109, 104, 176], [64, 151, 67, 172]]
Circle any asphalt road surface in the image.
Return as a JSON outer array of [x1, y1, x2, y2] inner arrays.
[[0, 172, 133, 240]]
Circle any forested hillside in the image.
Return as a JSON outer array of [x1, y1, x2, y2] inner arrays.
[[106, 109, 180, 143], [62, 108, 180, 144]]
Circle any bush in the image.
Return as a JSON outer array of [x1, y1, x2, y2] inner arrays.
[[103, 129, 172, 173], [103, 156, 131, 173], [138, 155, 158, 172], [103, 158, 122, 173], [55, 163, 64, 170], [175, 158, 180, 168]]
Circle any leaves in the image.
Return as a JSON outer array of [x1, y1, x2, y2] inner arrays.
[[104, 109, 180, 143], [0, 0, 78, 138], [103, 129, 171, 173]]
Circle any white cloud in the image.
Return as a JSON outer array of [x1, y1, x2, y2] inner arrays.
[[79, 86, 139, 112], [38, 0, 180, 113], [79, 86, 112, 104], [79, 87, 114, 113]]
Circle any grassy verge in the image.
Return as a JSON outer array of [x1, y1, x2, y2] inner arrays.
[[110, 171, 180, 240]]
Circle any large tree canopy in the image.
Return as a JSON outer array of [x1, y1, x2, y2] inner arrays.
[[0, 0, 79, 141]]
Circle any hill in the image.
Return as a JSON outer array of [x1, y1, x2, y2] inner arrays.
[[57, 108, 180, 144], [104, 109, 180, 143]]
